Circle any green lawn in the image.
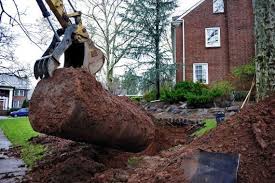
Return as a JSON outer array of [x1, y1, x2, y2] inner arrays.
[[0, 117, 45, 167], [192, 119, 217, 137]]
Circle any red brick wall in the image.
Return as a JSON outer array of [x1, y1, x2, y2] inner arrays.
[[175, 0, 255, 84], [184, 0, 229, 83], [226, 0, 255, 71], [175, 24, 183, 82]]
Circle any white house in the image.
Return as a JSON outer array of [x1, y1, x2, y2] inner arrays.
[[0, 74, 30, 110]]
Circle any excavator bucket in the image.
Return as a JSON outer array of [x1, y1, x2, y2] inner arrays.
[[64, 40, 105, 76], [34, 55, 60, 79], [34, 36, 104, 79], [34, 0, 104, 79]]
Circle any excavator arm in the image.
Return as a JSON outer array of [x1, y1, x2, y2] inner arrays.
[[34, 0, 104, 79]]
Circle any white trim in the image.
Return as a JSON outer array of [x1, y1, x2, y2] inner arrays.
[[13, 100, 20, 108], [8, 89, 13, 109], [177, 0, 206, 20], [193, 63, 209, 84], [0, 87, 13, 90], [14, 89, 25, 97], [205, 27, 221, 48], [182, 19, 186, 81], [0, 97, 9, 110], [213, 0, 225, 13]]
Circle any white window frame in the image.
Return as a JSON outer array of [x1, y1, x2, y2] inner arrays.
[[213, 0, 224, 13], [193, 63, 209, 84], [14, 89, 24, 96], [19, 90, 24, 96], [205, 27, 221, 48], [13, 100, 20, 108]]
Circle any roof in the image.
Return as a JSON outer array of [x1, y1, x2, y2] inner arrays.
[[176, 0, 206, 20], [0, 74, 30, 90]]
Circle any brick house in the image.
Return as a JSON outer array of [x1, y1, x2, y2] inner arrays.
[[0, 74, 30, 110], [171, 0, 255, 84]]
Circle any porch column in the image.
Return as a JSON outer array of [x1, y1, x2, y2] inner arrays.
[[8, 89, 13, 109]]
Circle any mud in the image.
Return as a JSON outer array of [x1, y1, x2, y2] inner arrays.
[[29, 68, 155, 152], [23, 124, 193, 183], [28, 84, 275, 182], [187, 94, 275, 182]]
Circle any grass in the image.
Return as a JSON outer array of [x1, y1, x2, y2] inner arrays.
[[0, 117, 45, 167], [128, 157, 143, 167], [192, 119, 217, 137]]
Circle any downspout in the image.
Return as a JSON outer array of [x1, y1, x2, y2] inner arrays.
[[225, 0, 230, 74], [171, 17, 183, 82], [182, 19, 185, 81]]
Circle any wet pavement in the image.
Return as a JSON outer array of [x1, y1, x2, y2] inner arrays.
[[0, 129, 27, 183]]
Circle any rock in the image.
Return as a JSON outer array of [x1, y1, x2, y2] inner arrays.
[[179, 102, 187, 109], [180, 109, 188, 115], [228, 111, 236, 117], [29, 68, 155, 153], [165, 106, 171, 112], [209, 108, 225, 114], [165, 105, 177, 113], [241, 147, 247, 152], [172, 108, 181, 114], [197, 109, 208, 115], [227, 106, 240, 112], [148, 106, 157, 112], [156, 108, 164, 113]]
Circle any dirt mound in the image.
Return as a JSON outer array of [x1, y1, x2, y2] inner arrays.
[[25, 94, 274, 183], [23, 124, 193, 183], [91, 94, 275, 183], [187, 94, 275, 182], [30, 68, 155, 152]]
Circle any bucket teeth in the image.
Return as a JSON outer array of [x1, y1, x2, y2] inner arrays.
[[34, 55, 60, 80], [34, 61, 40, 80]]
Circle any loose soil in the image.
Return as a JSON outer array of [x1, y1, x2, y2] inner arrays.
[[23, 124, 193, 183], [24, 94, 275, 183], [30, 68, 155, 152]]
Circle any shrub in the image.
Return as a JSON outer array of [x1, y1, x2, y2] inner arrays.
[[144, 81, 234, 107], [210, 81, 234, 98], [161, 81, 207, 103], [185, 89, 214, 108], [233, 91, 249, 101], [143, 90, 157, 102], [143, 85, 173, 102], [22, 99, 29, 108], [175, 81, 206, 94], [129, 96, 142, 102], [161, 88, 186, 103], [232, 61, 255, 78]]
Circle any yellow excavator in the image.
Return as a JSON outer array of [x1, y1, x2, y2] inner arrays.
[[34, 0, 104, 79]]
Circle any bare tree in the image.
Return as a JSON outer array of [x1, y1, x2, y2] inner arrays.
[[0, 25, 31, 77], [0, 0, 38, 77], [77, 0, 141, 89], [0, 0, 42, 48]]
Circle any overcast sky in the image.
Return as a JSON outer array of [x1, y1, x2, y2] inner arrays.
[[8, 0, 200, 86]]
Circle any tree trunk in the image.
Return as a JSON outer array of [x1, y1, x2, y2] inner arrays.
[[155, 0, 161, 100], [255, 0, 275, 101], [29, 68, 155, 152]]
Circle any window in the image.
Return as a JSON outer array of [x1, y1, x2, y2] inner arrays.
[[213, 0, 224, 13], [193, 63, 208, 84], [205, 27, 221, 48], [14, 90, 25, 96], [13, 101, 20, 108]]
